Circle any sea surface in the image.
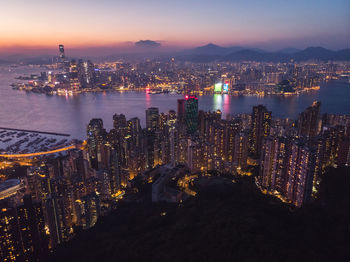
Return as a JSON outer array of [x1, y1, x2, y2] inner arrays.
[[0, 65, 350, 139]]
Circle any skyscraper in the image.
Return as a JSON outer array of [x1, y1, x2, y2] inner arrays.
[[250, 105, 272, 156], [45, 194, 69, 247], [77, 60, 96, 89], [74, 192, 100, 229], [113, 114, 127, 131], [0, 204, 22, 262], [59, 44, 65, 62], [298, 101, 321, 138], [233, 132, 249, 170], [337, 138, 350, 166], [16, 195, 47, 261], [87, 119, 105, 169], [82, 60, 96, 87], [285, 141, 314, 207], [185, 96, 198, 135], [177, 99, 185, 124], [259, 136, 289, 193], [58, 44, 70, 72], [146, 107, 159, 131], [259, 137, 316, 207], [69, 60, 81, 91], [0, 195, 48, 261]]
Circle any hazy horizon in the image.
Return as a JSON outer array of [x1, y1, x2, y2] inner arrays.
[[0, 42, 349, 59], [1, 0, 349, 57]]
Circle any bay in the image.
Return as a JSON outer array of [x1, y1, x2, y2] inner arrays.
[[1, 65, 350, 139]]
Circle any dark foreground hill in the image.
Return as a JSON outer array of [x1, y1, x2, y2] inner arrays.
[[50, 168, 350, 262]]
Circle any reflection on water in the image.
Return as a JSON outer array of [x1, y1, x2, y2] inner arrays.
[[0, 66, 350, 139], [213, 94, 223, 112], [145, 93, 151, 109], [223, 94, 230, 116]]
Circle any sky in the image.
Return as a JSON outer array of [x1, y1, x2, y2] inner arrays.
[[0, 0, 349, 55]]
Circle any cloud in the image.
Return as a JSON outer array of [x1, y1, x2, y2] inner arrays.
[[135, 40, 161, 48]]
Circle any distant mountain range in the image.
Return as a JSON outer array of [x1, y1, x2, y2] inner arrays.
[[177, 44, 350, 62], [1, 44, 349, 64], [278, 48, 301, 54], [183, 43, 266, 56]]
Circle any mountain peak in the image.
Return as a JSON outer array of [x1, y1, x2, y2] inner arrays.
[[303, 46, 329, 51], [197, 43, 222, 49]]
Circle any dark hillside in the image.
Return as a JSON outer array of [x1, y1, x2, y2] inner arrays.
[[50, 168, 350, 262]]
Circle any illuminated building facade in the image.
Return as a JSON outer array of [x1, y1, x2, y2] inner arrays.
[[214, 83, 222, 93], [69, 60, 81, 91], [338, 138, 350, 166], [16, 195, 48, 261], [285, 141, 314, 206], [250, 105, 272, 156], [0, 195, 47, 261], [0, 205, 21, 262], [74, 192, 100, 229], [2, 97, 350, 260], [259, 137, 316, 206], [298, 101, 321, 138], [87, 119, 105, 170]]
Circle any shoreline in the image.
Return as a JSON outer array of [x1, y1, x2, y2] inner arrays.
[[11, 85, 321, 97]]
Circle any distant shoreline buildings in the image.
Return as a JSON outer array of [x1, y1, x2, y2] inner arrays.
[[11, 45, 350, 97]]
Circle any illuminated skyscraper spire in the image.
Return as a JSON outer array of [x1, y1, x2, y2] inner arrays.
[[59, 44, 65, 62]]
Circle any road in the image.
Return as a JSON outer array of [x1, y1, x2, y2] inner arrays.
[[0, 145, 77, 158]]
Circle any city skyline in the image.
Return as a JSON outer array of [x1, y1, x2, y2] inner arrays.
[[1, 1, 350, 261], [1, 0, 349, 56]]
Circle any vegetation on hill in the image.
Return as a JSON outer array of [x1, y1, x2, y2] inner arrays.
[[50, 167, 350, 262]]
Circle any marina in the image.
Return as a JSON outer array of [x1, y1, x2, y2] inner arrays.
[[0, 128, 71, 155]]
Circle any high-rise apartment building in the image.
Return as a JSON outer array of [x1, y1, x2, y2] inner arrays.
[[87, 119, 105, 169], [69, 60, 81, 91], [250, 105, 272, 156], [259, 137, 315, 207], [146, 107, 159, 131], [177, 99, 185, 124], [298, 101, 321, 138], [185, 96, 198, 135]]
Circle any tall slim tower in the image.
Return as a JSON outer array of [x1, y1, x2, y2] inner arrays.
[[59, 44, 65, 62]]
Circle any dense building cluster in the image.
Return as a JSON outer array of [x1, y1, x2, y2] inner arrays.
[[258, 101, 350, 206], [1, 96, 350, 261], [13, 45, 350, 96]]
